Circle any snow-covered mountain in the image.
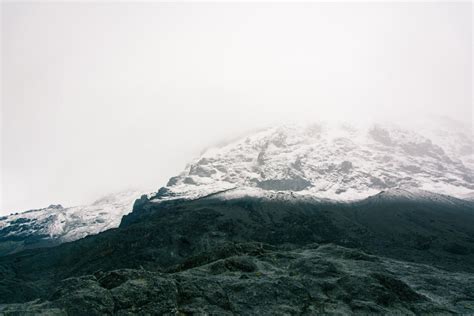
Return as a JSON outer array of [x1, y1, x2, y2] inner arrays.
[[152, 119, 473, 202], [1, 119, 472, 255], [0, 190, 145, 255]]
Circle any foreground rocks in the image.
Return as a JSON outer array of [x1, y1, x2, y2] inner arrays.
[[1, 194, 473, 315], [1, 243, 473, 315]]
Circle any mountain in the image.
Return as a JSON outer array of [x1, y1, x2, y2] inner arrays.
[[0, 189, 474, 314], [0, 119, 473, 314], [1, 120, 471, 256], [0, 190, 145, 256], [155, 120, 473, 202]]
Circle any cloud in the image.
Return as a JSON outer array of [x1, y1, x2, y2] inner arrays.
[[1, 2, 471, 213]]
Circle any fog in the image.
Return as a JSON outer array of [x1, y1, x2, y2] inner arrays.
[[1, 2, 472, 214]]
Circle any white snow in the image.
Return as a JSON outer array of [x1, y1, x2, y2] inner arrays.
[[2, 118, 472, 245], [153, 119, 474, 202], [0, 190, 145, 242]]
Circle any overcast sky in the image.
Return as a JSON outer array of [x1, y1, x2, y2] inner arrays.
[[1, 2, 472, 214]]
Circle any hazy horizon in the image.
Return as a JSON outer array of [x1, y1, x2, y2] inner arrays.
[[1, 2, 472, 214]]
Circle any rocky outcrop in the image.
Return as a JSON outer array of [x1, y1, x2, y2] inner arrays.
[[256, 176, 312, 191], [1, 191, 474, 310], [1, 243, 472, 315]]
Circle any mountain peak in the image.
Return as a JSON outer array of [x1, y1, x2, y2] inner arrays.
[[152, 121, 473, 202]]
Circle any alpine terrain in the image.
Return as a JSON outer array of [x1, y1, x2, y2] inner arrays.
[[0, 190, 145, 256], [157, 119, 473, 201], [0, 119, 473, 315]]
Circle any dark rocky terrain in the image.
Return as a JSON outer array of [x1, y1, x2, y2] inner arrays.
[[0, 189, 473, 314], [2, 242, 474, 315]]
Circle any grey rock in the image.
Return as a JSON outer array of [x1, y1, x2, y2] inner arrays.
[[257, 176, 311, 191], [3, 243, 472, 315]]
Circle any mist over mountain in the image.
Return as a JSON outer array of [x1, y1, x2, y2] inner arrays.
[[1, 118, 472, 257], [156, 119, 473, 202], [3, 1, 472, 214], [1, 2, 472, 314]]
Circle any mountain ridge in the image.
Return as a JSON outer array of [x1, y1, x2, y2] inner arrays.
[[153, 121, 473, 203], [1, 120, 472, 257], [0, 190, 145, 256]]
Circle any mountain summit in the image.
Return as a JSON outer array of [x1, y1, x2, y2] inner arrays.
[[155, 121, 473, 202]]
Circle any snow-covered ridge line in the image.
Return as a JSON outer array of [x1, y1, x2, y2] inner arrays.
[[152, 186, 474, 206], [151, 120, 473, 203], [0, 190, 146, 243]]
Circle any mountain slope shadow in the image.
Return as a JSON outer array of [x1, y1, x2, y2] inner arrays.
[[0, 191, 473, 305]]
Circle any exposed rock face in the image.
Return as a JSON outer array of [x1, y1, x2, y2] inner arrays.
[[369, 125, 394, 146], [256, 176, 312, 191], [1, 243, 473, 315], [0, 191, 473, 314]]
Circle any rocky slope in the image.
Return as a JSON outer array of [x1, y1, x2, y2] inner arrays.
[[0, 190, 473, 314], [156, 120, 473, 202], [0, 190, 144, 256], [0, 119, 472, 314], [1, 243, 473, 315]]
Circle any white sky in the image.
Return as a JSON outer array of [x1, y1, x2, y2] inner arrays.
[[1, 2, 472, 214]]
